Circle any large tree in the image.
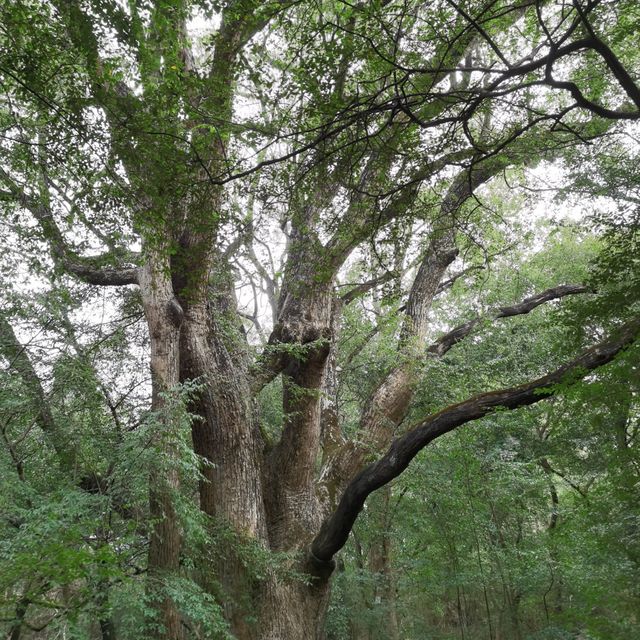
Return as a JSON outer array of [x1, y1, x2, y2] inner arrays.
[[1, 0, 639, 638]]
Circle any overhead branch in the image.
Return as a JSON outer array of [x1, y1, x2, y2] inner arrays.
[[538, 457, 589, 499], [326, 282, 592, 500], [339, 254, 426, 306], [250, 149, 478, 393], [311, 315, 640, 564], [435, 263, 486, 294], [52, 0, 139, 109], [456, 12, 640, 122], [428, 284, 590, 358], [350, 155, 515, 436], [325, 148, 475, 265], [340, 272, 400, 306], [340, 262, 525, 366], [572, 3, 640, 110], [0, 177, 138, 286]]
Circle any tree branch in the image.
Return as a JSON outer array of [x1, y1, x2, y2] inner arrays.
[[311, 315, 640, 564], [0, 174, 138, 286], [0, 315, 75, 470], [428, 284, 590, 358], [327, 157, 517, 489]]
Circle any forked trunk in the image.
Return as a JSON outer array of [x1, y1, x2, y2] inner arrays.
[[178, 295, 337, 639]]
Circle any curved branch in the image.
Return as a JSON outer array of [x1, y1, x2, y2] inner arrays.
[[311, 315, 640, 563], [0, 176, 138, 286], [428, 284, 590, 358], [325, 283, 591, 495]]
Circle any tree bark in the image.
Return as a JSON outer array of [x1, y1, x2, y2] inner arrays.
[[139, 257, 184, 640], [257, 563, 333, 640]]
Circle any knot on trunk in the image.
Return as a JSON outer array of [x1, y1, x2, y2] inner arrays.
[[166, 297, 185, 328]]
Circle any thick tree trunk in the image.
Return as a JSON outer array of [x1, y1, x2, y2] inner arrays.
[[180, 303, 266, 534], [178, 296, 270, 638], [261, 227, 336, 550], [257, 568, 333, 640]]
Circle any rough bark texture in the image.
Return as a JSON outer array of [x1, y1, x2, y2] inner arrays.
[[179, 296, 268, 639], [139, 258, 184, 640], [260, 205, 336, 552], [257, 564, 333, 640]]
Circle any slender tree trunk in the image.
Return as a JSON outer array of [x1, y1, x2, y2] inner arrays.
[[139, 258, 184, 640], [539, 458, 564, 615], [367, 487, 401, 640]]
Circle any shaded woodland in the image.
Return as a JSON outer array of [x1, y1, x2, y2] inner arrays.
[[0, 0, 639, 638]]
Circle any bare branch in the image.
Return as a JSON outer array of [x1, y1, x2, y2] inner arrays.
[[428, 284, 590, 358]]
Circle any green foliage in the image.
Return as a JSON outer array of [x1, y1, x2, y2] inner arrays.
[[327, 229, 640, 639], [1, 0, 640, 637]]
